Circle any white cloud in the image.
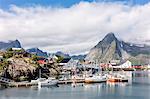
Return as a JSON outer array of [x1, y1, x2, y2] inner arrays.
[[0, 2, 150, 54]]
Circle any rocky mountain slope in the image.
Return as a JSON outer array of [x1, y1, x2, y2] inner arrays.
[[55, 51, 70, 58], [0, 40, 21, 50], [86, 33, 150, 64], [71, 55, 86, 60], [26, 48, 48, 57]]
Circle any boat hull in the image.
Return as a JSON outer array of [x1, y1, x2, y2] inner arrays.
[[85, 76, 106, 83], [38, 80, 58, 87], [107, 78, 128, 83], [85, 80, 106, 83]]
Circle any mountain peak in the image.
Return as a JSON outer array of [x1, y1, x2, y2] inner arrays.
[[95, 33, 117, 48], [102, 32, 117, 43], [26, 48, 48, 57], [86, 32, 150, 64], [0, 40, 21, 50], [55, 51, 70, 58], [105, 32, 115, 37], [12, 39, 21, 45]]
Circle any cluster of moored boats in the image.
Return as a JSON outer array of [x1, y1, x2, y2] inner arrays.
[[80, 72, 128, 83], [31, 72, 129, 88]]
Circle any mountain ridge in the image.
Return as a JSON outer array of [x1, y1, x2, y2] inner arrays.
[[86, 33, 150, 64], [0, 39, 21, 50], [26, 48, 48, 57]]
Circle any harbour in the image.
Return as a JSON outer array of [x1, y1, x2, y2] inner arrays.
[[0, 0, 150, 99], [0, 71, 150, 99], [0, 70, 131, 88]]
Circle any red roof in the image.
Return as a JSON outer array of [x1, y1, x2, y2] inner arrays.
[[100, 63, 112, 68], [132, 66, 144, 68], [37, 60, 46, 64]]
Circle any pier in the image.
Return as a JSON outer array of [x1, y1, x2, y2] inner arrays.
[[8, 80, 85, 87], [0, 78, 105, 87], [0, 71, 131, 88], [58, 79, 85, 84]]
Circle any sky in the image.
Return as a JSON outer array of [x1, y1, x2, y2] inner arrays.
[[0, 0, 150, 55]]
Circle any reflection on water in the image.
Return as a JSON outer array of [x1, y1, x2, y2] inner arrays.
[[0, 71, 150, 99], [133, 71, 150, 77], [133, 71, 150, 85]]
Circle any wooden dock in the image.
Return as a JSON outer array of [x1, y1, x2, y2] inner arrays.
[[58, 79, 85, 84], [12, 82, 37, 87], [1, 79, 107, 88], [11, 79, 85, 87], [6, 79, 85, 87]]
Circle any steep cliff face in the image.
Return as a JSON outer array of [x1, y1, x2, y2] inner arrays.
[[86, 33, 150, 64], [0, 40, 21, 50]]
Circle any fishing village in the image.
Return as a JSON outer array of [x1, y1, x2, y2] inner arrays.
[[0, 46, 149, 89], [1, 0, 150, 99]]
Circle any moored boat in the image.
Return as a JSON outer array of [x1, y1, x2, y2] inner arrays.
[[107, 77, 128, 82], [85, 74, 107, 83], [107, 73, 128, 83], [38, 77, 58, 88], [71, 75, 85, 80], [31, 78, 46, 84]]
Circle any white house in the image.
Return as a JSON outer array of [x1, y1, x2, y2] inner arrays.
[[113, 60, 132, 68], [147, 64, 150, 69], [120, 60, 132, 68], [12, 48, 22, 51]]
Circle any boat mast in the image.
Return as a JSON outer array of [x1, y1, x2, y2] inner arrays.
[[39, 68, 41, 78]]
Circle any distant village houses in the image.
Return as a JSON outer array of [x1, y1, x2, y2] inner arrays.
[[100, 60, 132, 69], [112, 60, 132, 69]]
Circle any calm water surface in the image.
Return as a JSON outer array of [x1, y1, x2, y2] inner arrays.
[[0, 71, 150, 99]]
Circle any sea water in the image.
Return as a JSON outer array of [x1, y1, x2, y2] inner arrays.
[[0, 71, 150, 99]]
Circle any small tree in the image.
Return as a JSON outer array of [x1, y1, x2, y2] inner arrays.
[[56, 56, 64, 63], [32, 54, 38, 61], [6, 48, 13, 52]]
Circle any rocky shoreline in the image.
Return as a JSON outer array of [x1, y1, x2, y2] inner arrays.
[[0, 49, 61, 82]]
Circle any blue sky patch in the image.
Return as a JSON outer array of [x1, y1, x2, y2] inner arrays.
[[0, 0, 150, 9]]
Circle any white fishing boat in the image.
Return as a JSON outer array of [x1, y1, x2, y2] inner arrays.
[[71, 75, 85, 80], [38, 77, 58, 88], [59, 76, 68, 81], [85, 74, 107, 83], [31, 78, 46, 84]]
